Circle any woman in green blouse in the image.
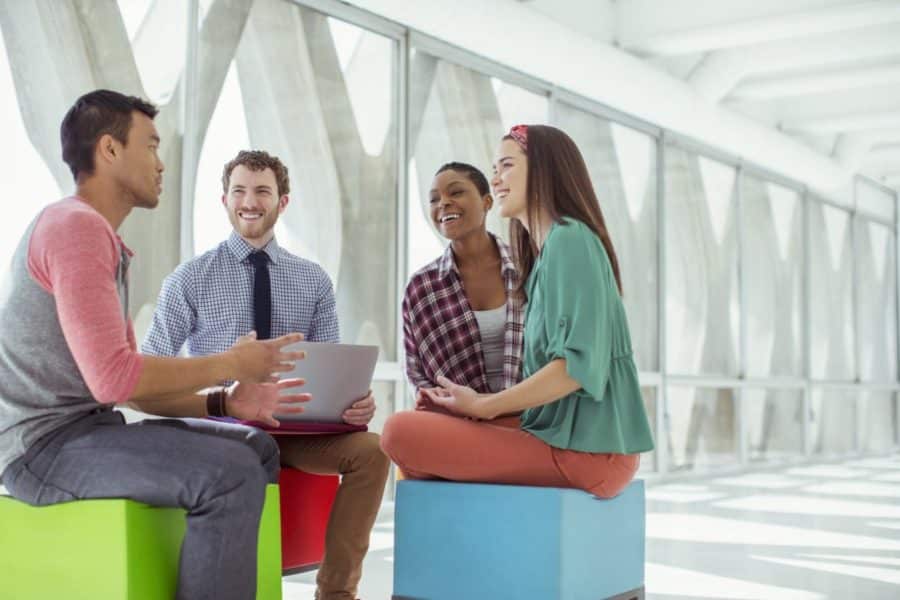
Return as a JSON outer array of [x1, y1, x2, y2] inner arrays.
[[380, 124, 653, 498]]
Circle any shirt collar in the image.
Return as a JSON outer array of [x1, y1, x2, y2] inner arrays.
[[495, 235, 517, 278], [437, 232, 517, 279], [226, 231, 281, 264], [118, 237, 135, 258], [437, 243, 456, 278]]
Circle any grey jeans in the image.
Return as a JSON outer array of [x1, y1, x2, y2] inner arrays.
[[1, 409, 280, 600]]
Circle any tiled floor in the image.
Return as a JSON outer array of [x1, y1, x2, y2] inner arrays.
[[285, 453, 900, 599]]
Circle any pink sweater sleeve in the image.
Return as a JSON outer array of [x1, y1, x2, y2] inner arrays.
[[27, 202, 144, 404]]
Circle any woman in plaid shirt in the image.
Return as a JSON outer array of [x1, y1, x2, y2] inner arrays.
[[382, 127, 653, 499], [401, 162, 524, 406]]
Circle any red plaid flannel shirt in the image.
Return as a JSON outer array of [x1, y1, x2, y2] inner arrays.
[[402, 234, 524, 393]]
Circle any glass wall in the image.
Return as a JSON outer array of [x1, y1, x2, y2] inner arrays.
[[667, 386, 738, 471], [665, 146, 739, 377], [859, 391, 897, 453], [809, 201, 856, 381], [811, 388, 857, 456], [855, 180, 898, 450], [856, 218, 897, 383], [740, 177, 804, 378], [0, 0, 897, 484], [743, 388, 805, 462]]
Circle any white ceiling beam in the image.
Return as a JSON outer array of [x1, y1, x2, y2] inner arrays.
[[688, 25, 900, 101], [834, 132, 900, 171], [867, 144, 900, 160], [774, 84, 900, 130], [732, 63, 900, 101], [728, 83, 900, 123], [622, 0, 900, 56], [834, 133, 877, 172], [861, 143, 900, 174], [523, 0, 616, 44], [787, 111, 900, 134], [861, 158, 900, 176]]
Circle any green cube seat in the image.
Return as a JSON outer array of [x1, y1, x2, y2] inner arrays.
[[0, 484, 282, 600]]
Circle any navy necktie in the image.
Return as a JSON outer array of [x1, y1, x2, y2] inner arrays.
[[249, 251, 272, 340]]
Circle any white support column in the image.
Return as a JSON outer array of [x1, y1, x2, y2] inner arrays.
[[657, 134, 669, 474]]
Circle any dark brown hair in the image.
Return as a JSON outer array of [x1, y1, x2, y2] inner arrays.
[[60, 89, 158, 181], [506, 125, 623, 298], [222, 150, 291, 196]]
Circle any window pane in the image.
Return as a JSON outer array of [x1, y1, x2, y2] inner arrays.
[[117, 0, 190, 105], [665, 146, 739, 375], [667, 386, 738, 471], [407, 50, 549, 275], [555, 103, 659, 371], [741, 178, 803, 377], [638, 387, 658, 474], [194, 3, 399, 360], [859, 391, 897, 453], [743, 388, 804, 462], [857, 220, 897, 382], [0, 26, 62, 272], [809, 202, 855, 380], [810, 388, 856, 456], [367, 379, 396, 436]]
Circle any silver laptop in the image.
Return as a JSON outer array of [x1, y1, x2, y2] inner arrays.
[[276, 341, 379, 423]]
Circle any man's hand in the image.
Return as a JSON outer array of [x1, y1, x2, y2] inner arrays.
[[226, 377, 311, 427], [227, 331, 306, 383], [342, 390, 376, 426]]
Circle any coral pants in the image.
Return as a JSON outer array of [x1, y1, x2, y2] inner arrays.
[[381, 411, 639, 498]]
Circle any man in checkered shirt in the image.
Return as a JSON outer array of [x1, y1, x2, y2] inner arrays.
[[143, 150, 389, 600]]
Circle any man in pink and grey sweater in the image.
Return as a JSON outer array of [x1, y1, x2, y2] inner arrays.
[[0, 89, 308, 600]]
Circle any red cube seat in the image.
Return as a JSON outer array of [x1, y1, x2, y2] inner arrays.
[[278, 468, 339, 573]]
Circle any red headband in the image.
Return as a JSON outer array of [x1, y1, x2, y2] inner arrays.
[[508, 124, 528, 152]]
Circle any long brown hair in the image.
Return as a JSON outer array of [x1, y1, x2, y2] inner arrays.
[[506, 125, 623, 299]]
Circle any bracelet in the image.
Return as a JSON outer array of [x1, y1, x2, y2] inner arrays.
[[206, 388, 228, 418]]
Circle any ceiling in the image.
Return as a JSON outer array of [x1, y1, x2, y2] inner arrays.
[[521, 0, 900, 191]]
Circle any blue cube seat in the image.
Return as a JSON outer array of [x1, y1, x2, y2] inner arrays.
[[393, 479, 645, 600]]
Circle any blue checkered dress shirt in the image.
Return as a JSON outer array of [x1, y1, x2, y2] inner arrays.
[[142, 232, 339, 358]]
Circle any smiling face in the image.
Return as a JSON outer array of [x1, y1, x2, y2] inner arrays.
[[491, 138, 528, 222], [429, 169, 492, 241], [222, 165, 288, 247]]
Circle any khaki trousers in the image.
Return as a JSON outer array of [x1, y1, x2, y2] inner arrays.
[[275, 432, 390, 600]]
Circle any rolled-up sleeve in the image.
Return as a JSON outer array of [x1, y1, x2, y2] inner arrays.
[[540, 224, 613, 402], [28, 208, 143, 404]]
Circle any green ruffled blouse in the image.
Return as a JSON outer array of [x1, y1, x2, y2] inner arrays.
[[519, 218, 654, 454]]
